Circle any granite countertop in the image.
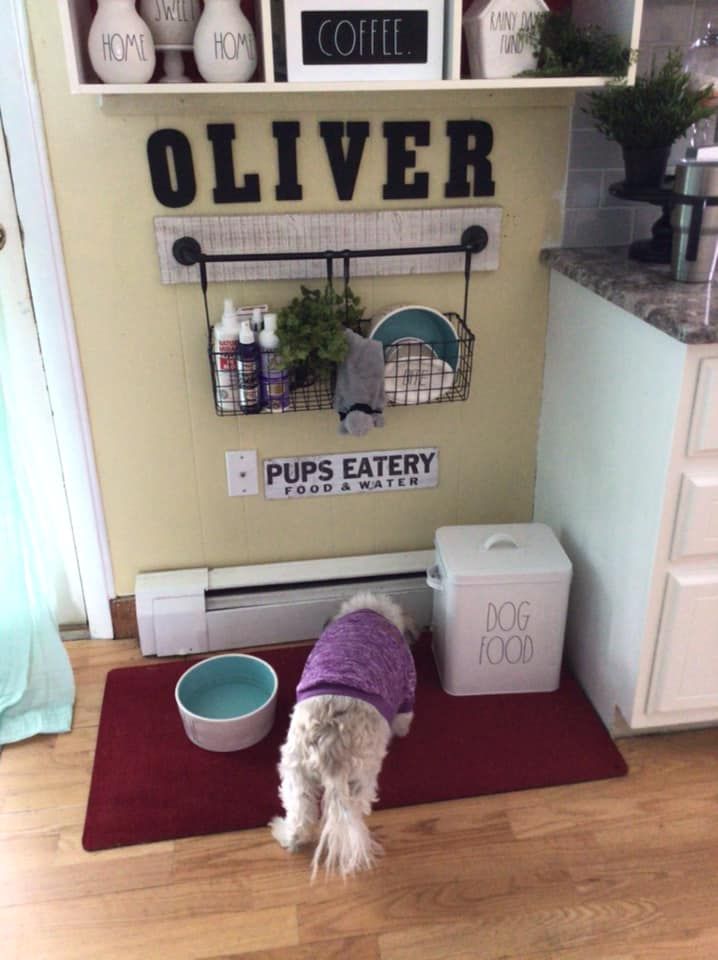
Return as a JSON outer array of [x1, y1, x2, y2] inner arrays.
[[541, 246, 718, 345]]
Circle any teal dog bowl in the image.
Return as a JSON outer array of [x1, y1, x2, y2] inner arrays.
[[175, 654, 278, 752]]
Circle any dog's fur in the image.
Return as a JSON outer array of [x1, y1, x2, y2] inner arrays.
[[269, 592, 415, 879]]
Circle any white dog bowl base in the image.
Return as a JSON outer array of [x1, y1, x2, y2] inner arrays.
[[175, 654, 278, 752], [384, 338, 455, 404]]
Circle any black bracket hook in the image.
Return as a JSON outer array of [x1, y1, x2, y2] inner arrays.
[[172, 236, 203, 267], [461, 225, 489, 254]]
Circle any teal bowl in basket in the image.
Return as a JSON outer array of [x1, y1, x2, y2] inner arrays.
[[370, 305, 460, 370], [175, 654, 278, 752]]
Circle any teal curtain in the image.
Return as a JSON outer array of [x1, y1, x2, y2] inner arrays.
[[0, 297, 75, 744]]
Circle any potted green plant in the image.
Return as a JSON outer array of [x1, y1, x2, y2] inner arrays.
[[276, 283, 364, 388], [584, 49, 714, 188]]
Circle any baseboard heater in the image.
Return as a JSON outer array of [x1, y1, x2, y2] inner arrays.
[[136, 550, 435, 656]]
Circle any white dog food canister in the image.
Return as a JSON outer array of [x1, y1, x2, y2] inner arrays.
[[428, 523, 572, 695]]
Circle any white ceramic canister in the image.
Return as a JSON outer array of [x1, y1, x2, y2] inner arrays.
[[428, 523, 572, 696], [463, 0, 548, 80], [88, 0, 156, 84], [139, 0, 202, 46], [193, 0, 257, 82], [139, 0, 202, 82]]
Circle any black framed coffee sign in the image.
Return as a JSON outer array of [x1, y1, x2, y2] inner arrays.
[[300, 10, 428, 65], [284, 0, 445, 81]]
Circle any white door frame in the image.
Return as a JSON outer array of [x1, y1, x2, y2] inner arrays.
[[0, 1, 114, 638]]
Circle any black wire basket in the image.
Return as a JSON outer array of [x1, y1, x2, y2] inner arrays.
[[175, 227, 486, 418], [207, 311, 474, 415]]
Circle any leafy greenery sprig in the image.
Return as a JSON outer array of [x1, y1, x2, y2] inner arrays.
[[584, 50, 714, 149], [518, 11, 633, 78], [276, 284, 364, 381]]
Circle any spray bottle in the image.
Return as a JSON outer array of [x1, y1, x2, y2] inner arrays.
[[211, 298, 241, 413], [258, 312, 290, 412], [237, 320, 261, 414], [250, 305, 264, 335]]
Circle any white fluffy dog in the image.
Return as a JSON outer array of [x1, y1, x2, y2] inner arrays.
[[270, 592, 416, 878]]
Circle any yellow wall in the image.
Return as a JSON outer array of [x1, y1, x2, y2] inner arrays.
[[28, 3, 570, 596]]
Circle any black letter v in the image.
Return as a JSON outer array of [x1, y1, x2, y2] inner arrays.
[[319, 121, 370, 201]]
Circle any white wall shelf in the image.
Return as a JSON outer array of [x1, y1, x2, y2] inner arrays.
[[59, 0, 642, 96]]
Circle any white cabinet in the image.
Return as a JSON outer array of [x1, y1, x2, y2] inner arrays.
[[58, 0, 642, 95], [535, 270, 718, 733]]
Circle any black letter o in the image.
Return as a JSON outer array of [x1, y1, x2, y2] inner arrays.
[[147, 129, 196, 208]]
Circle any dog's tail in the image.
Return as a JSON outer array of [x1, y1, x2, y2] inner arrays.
[[311, 774, 382, 880], [302, 697, 388, 879]]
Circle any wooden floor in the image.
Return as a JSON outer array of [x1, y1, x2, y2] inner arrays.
[[2, 639, 718, 960]]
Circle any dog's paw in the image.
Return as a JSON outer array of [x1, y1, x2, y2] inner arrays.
[[269, 816, 294, 849], [392, 711, 413, 738], [269, 816, 311, 852]]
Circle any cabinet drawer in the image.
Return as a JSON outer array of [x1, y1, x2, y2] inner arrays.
[[671, 471, 718, 559], [688, 358, 718, 455], [649, 569, 718, 713]]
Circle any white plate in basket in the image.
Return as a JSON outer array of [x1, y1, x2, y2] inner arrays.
[[384, 338, 455, 404]]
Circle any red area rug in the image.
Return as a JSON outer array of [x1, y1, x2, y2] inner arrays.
[[82, 636, 627, 851]]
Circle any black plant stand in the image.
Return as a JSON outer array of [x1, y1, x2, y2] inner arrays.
[[609, 179, 676, 264]]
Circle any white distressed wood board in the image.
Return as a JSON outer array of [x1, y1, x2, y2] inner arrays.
[[154, 207, 502, 284]]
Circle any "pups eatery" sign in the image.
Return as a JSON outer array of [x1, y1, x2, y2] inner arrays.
[[264, 447, 438, 499]]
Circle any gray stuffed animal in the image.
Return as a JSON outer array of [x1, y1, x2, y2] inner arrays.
[[333, 329, 385, 436]]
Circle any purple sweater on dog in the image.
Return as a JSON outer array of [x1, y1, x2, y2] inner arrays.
[[296, 609, 416, 726]]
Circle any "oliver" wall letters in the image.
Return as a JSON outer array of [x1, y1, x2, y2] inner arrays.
[[146, 119, 494, 207]]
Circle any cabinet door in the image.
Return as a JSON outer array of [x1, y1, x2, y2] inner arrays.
[[688, 358, 718, 455], [649, 570, 718, 713], [671, 471, 718, 559]]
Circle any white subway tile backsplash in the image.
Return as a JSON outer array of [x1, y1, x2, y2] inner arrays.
[[565, 170, 602, 208], [569, 129, 624, 170], [563, 208, 635, 248], [571, 94, 597, 131], [639, 1, 693, 45]]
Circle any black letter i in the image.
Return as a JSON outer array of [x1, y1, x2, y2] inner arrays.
[[273, 121, 303, 201]]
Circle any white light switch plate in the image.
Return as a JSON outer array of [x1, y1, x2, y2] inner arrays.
[[226, 450, 259, 496]]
